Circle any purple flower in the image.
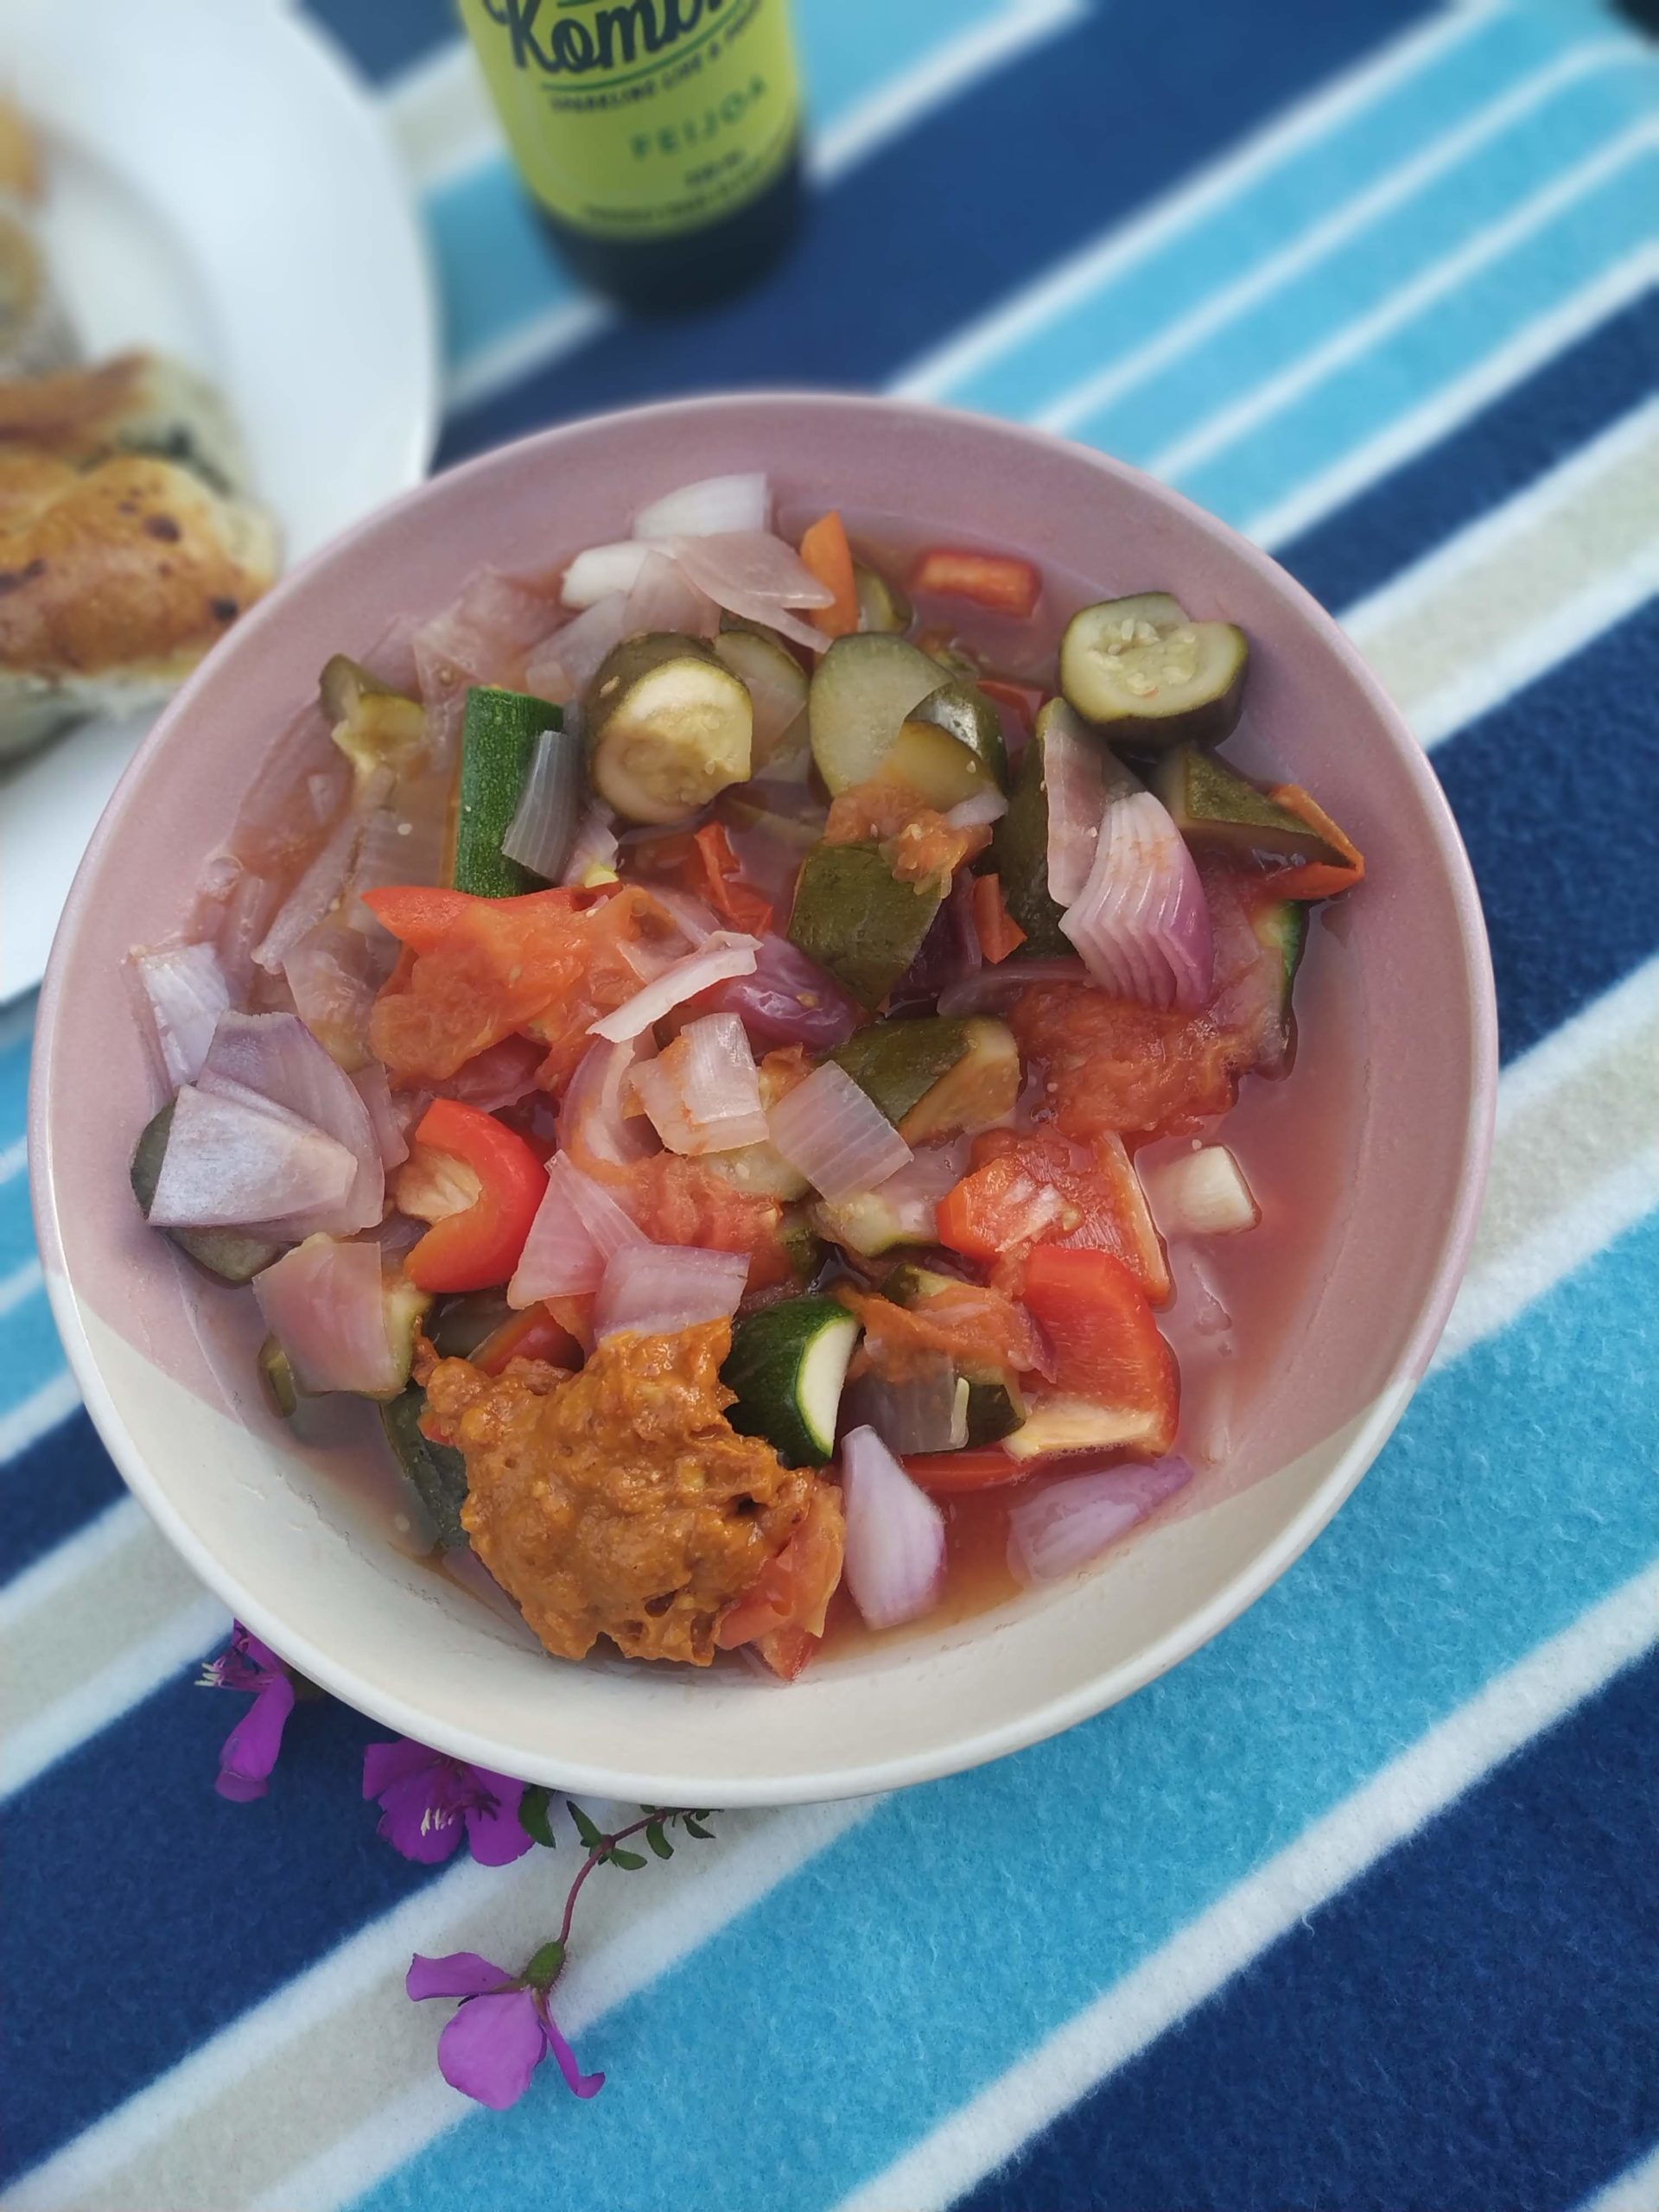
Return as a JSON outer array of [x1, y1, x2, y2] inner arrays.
[[199, 1622, 296, 1802], [407, 1948, 604, 2110], [363, 1738, 534, 1866]]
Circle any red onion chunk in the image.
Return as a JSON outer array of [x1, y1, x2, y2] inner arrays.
[[283, 914, 391, 1071], [353, 1062, 410, 1170], [199, 1010, 384, 1235], [1044, 706, 1111, 906], [594, 1241, 749, 1340], [698, 933, 861, 1051], [891, 874, 982, 1011], [527, 597, 632, 705], [620, 547, 719, 638], [561, 804, 621, 887], [349, 775, 452, 929], [632, 474, 770, 539], [253, 1235, 405, 1397], [862, 1140, 972, 1243], [1007, 1456, 1194, 1587], [936, 957, 1089, 1017], [944, 789, 1009, 830], [135, 942, 230, 1086], [507, 1153, 644, 1307], [630, 1013, 769, 1155], [434, 1034, 546, 1114], [842, 1353, 966, 1456], [252, 810, 361, 976], [1061, 791, 1214, 1012], [767, 1062, 912, 1203], [646, 887, 722, 949], [558, 1036, 662, 1168], [666, 533, 834, 651], [559, 541, 654, 610], [148, 1084, 356, 1230], [208, 865, 282, 1001], [841, 1426, 947, 1630], [588, 931, 760, 1042], [414, 569, 558, 758]]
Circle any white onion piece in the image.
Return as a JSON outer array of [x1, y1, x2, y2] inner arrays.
[[588, 931, 760, 1042], [352, 1062, 410, 1170], [632, 474, 770, 540], [1043, 703, 1111, 906], [1141, 1144, 1259, 1236], [527, 595, 633, 705], [935, 957, 1090, 1017], [507, 1153, 644, 1306], [666, 533, 834, 651], [621, 546, 719, 637], [861, 1140, 973, 1243], [561, 803, 620, 887], [842, 1353, 967, 1457], [766, 1061, 912, 1203], [645, 886, 721, 949], [501, 726, 583, 881], [841, 1426, 947, 1630], [944, 789, 1009, 830], [558, 1035, 662, 1169], [630, 1012, 769, 1155], [561, 541, 655, 609], [282, 914, 391, 1071], [1007, 1458, 1194, 1587], [253, 1235, 404, 1397], [135, 943, 230, 1087], [148, 1084, 356, 1230], [252, 811, 361, 976], [594, 1241, 749, 1340], [199, 1010, 385, 1235], [413, 569, 558, 763], [1061, 790, 1214, 1012]]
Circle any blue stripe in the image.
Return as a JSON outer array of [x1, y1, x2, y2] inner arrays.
[[1279, 284, 1659, 608], [963, 1643, 1659, 2212], [1434, 594, 1659, 1064], [350, 1210, 1659, 2212], [436, 0, 1434, 462], [0, 1033, 32, 1143], [3, 1414, 121, 1582], [302, 0, 457, 83]]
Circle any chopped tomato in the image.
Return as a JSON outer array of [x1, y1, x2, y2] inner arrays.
[[471, 1301, 582, 1375], [904, 1445, 1027, 1493], [798, 511, 859, 639], [1266, 785, 1365, 901], [363, 884, 478, 956], [715, 1485, 845, 1659], [1020, 1246, 1178, 1453], [632, 821, 774, 935], [403, 1099, 548, 1295], [625, 1153, 800, 1291], [823, 779, 990, 887], [912, 548, 1041, 620], [938, 1128, 1168, 1301], [837, 1279, 1046, 1383], [971, 873, 1027, 963]]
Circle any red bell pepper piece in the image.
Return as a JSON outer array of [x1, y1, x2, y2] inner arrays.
[[471, 1302, 582, 1375], [971, 873, 1027, 963], [1020, 1245, 1178, 1456], [912, 548, 1041, 620], [403, 1098, 548, 1295]]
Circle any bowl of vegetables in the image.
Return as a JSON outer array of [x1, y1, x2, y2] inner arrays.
[[30, 393, 1496, 1804]]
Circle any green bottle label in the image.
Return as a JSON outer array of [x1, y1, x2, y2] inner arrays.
[[459, 0, 801, 244]]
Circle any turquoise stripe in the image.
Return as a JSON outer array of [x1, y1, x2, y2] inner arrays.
[[0, 1287, 64, 1421], [355, 1207, 1659, 2212], [933, 2, 1597, 420], [428, 0, 1029, 367], [1068, 57, 1658, 465], [1175, 146, 1659, 524], [0, 1034, 31, 1143]]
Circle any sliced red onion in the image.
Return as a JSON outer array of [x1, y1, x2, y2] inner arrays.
[[646, 887, 722, 949], [507, 1153, 644, 1307], [500, 725, 582, 882], [632, 474, 770, 539], [944, 789, 1009, 829], [282, 914, 392, 1071], [356, 611, 423, 697], [842, 1352, 967, 1457], [561, 541, 655, 609], [666, 533, 834, 651], [620, 547, 719, 638], [199, 1010, 384, 1234], [527, 596, 632, 705], [210, 865, 282, 1001], [252, 810, 361, 975], [147, 1084, 356, 1230], [352, 1062, 410, 1170], [588, 931, 760, 1042], [561, 803, 620, 887], [414, 569, 558, 760], [253, 1235, 405, 1397], [1007, 1457, 1194, 1587], [935, 956, 1090, 1017], [696, 932, 861, 1051], [594, 1241, 750, 1340], [630, 1013, 769, 1155], [348, 775, 451, 929], [1061, 790, 1214, 1012], [134, 942, 231, 1087], [767, 1061, 912, 1203], [1043, 703, 1111, 906], [558, 1036, 662, 1168], [435, 1034, 546, 1113], [841, 1425, 947, 1630]]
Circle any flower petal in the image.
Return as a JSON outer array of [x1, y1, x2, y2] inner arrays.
[[407, 1951, 512, 2002], [232, 1623, 287, 1677], [463, 1774, 534, 1867], [363, 1737, 438, 1802], [543, 2010, 606, 2100], [436, 1989, 547, 2110], [374, 1767, 463, 1864], [214, 1674, 296, 1802]]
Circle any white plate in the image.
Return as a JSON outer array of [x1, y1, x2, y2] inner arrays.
[[0, 0, 438, 1000]]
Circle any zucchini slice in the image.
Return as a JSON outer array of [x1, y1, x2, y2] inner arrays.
[[853, 561, 912, 635], [711, 625, 810, 774], [454, 686, 563, 898], [877, 719, 997, 810], [787, 840, 943, 1009], [1001, 1391, 1172, 1459], [810, 1185, 938, 1258], [130, 1101, 283, 1285], [909, 678, 1008, 788], [807, 632, 947, 795], [1255, 894, 1308, 1014], [587, 632, 753, 824], [987, 700, 1076, 957], [722, 1294, 861, 1466], [832, 1014, 1018, 1141], [1060, 595, 1248, 749], [320, 655, 428, 785], [1154, 742, 1347, 866], [963, 1370, 1026, 1446], [380, 1386, 470, 1549]]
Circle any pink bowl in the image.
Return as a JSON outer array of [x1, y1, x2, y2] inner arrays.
[[29, 395, 1497, 1805]]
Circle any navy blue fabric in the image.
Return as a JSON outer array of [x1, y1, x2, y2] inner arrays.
[[437, 0, 1433, 465], [1281, 285, 1659, 613], [4, 1410, 124, 1581], [308, 0, 459, 82], [961, 1643, 1659, 2212]]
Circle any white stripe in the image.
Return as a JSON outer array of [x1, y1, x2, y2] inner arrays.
[[1494, 956, 1659, 1137], [1245, 246, 1659, 550], [0, 1495, 144, 1630], [1036, 42, 1630, 435], [442, 300, 611, 416], [0, 1133, 27, 1184], [1, 1592, 226, 1801], [385, 39, 498, 195], [0, 1255, 42, 1320], [1146, 124, 1659, 485], [889, 2, 1503, 401], [836, 1563, 1659, 2212], [0, 1367, 79, 1462], [1578, 2141, 1659, 2212]]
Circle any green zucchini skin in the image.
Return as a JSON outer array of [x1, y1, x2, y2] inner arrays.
[[831, 1017, 972, 1126], [721, 1294, 861, 1466], [989, 715, 1071, 956], [1153, 743, 1343, 864], [787, 841, 943, 1010], [454, 687, 563, 899], [380, 1387, 470, 1550]]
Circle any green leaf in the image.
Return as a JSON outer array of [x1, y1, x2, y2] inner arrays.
[[570, 1804, 605, 1853], [519, 1785, 558, 1850], [607, 1847, 647, 1872], [684, 1815, 714, 1840], [646, 1821, 672, 1859]]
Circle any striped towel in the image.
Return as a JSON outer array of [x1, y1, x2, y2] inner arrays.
[[5, 2, 1657, 2205]]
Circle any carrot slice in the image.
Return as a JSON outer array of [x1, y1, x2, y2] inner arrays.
[[1266, 785, 1365, 900], [972, 873, 1027, 963], [799, 511, 859, 639]]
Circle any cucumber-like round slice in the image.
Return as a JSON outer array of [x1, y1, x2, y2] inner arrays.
[[1153, 741, 1345, 864], [787, 840, 944, 1009], [380, 1387, 470, 1549], [877, 718, 997, 810], [722, 1294, 861, 1465], [853, 562, 912, 634], [711, 626, 810, 774], [587, 632, 753, 823], [1061, 596, 1248, 750], [910, 678, 1007, 787], [808, 632, 946, 795]]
